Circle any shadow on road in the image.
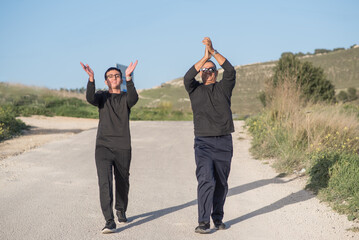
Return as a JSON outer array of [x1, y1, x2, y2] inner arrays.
[[227, 174, 298, 197], [115, 176, 312, 233], [117, 199, 197, 233], [226, 189, 314, 227], [23, 127, 97, 135]]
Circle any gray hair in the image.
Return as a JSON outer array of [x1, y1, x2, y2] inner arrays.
[[205, 60, 217, 71]]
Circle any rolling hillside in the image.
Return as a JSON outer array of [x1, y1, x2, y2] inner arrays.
[[135, 47, 359, 118]]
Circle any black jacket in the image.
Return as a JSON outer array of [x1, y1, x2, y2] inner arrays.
[[184, 60, 236, 137], [86, 80, 138, 149]]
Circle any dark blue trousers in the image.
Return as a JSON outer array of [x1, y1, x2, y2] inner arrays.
[[95, 146, 131, 222], [194, 134, 233, 224]]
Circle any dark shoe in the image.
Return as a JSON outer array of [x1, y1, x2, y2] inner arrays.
[[101, 220, 116, 234], [214, 220, 226, 230], [195, 222, 210, 234], [116, 210, 128, 224]]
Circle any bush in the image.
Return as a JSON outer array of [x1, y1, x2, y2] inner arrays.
[[0, 106, 28, 141], [314, 49, 331, 54], [306, 151, 341, 193], [307, 152, 359, 220], [347, 87, 358, 101], [270, 54, 335, 104], [337, 91, 348, 102]]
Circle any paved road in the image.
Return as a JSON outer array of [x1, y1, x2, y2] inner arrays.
[[0, 121, 357, 240]]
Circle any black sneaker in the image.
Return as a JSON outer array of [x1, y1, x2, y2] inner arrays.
[[116, 210, 128, 224], [101, 220, 116, 234], [214, 220, 226, 230], [195, 222, 210, 234]]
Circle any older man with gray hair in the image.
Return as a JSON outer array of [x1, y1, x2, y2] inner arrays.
[[184, 37, 236, 234]]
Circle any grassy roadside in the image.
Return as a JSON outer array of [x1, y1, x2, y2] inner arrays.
[[245, 80, 359, 222]]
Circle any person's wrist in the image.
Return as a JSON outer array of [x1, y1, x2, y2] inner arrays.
[[126, 75, 132, 81], [212, 49, 218, 56]]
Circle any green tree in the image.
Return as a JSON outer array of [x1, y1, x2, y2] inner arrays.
[[314, 48, 331, 54], [271, 54, 335, 103]]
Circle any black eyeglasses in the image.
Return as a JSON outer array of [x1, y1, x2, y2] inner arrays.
[[106, 74, 121, 79], [200, 67, 216, 73]]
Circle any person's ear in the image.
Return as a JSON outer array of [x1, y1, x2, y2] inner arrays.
[[104, 79, 109, 87]]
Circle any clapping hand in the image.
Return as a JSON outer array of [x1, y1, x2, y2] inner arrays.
[[202, 37, 215, 55], [125, 60, 138, 81], [80, 62, 94, 82]]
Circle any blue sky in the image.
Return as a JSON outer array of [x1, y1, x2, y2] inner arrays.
[[1, 0, 358, 90]]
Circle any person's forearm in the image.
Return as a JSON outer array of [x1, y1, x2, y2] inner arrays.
[[212, 52, 226, 65], [126, 80, 139, 108], [86, 80, 96, 105], [184, 65, 200, 94], [219, 59, 236, 94], [194, 56, 211, 72]]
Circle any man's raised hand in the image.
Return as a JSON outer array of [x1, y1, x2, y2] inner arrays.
[[204, 46, 211, 60], [125, 60, 138, 81], [80, 62, 94, 82], [202, 37, 215, 55]]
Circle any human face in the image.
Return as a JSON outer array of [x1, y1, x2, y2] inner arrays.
[[200, 62, 217, 85], [105, 69, 122, 90]]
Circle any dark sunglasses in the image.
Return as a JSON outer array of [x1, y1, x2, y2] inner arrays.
[[200, 67, 216, 73]]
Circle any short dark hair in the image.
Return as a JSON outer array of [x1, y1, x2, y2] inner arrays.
[[104, 67, 122, 80], [205, 60, 217, 71]]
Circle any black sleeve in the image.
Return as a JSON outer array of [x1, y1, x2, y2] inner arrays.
[[219, 59, 236, 96], [184, 65, 200, 94], [86, 81, 101, 106], [126, 80, 139, 108]]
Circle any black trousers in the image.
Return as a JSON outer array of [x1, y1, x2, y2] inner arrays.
[[194, 134, 233, 224], [95, 146, 131, 222]]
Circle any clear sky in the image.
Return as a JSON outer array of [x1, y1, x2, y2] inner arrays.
[[1, 0, 358, 90]]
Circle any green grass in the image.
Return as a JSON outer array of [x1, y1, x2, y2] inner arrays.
[[307, 151, 359, 221], [131, 106, 192, 120], [0, 82, 99, 141]]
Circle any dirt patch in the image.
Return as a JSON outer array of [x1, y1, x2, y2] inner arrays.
[[0, 116, 98, 160]]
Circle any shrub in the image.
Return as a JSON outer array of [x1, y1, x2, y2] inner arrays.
[[314, 49, 331, 54], [0, 106, 28, 141], [347, 87, 358, 101], [307, 152, 359, 220], [306, 151, 342, 193], [337, 91, 348, 102], [270, 54, 335, 104]]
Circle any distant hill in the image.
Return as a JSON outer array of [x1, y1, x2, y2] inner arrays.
[[136, 47, 359, 118]]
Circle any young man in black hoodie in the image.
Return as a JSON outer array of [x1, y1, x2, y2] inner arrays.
[[81, 61, 138, 234], [184, 37, 236, 234]]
